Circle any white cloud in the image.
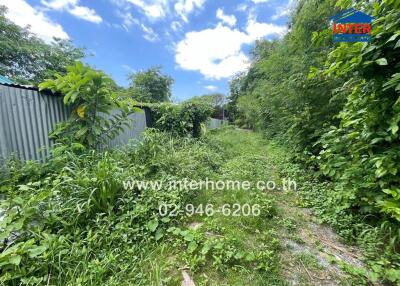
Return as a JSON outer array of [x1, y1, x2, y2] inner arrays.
[[174, 0, 205, 22], [236, 3, 247, 12], [272, 0, 296, 20], [0, 0, 69, 42], [204, 85, 218, 91], [111, 0, 206, 24], [114, 10, 160, 42], [40, 0, 75, 9], [251, 0, 270, 3], [175, 24, 250, 79], [41, 0, 102, 23], [116, 10, 139, 30], [112, 0, 206, 40], [122, 64, 135, 72], [69, 6, 102, 23], [115, 10, 158, 42], [140, 24, 160, 42], [126, 0, 168, 20], [271, 8, 290, 20], [175, 20, 287, 79], [246, 19, 287, 39], [171, 21, 182, 32], [216, 8, 236, 27]]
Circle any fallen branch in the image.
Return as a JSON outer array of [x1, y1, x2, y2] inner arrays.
[[319, 238, 360, 259], [300, 260, 314, 282]]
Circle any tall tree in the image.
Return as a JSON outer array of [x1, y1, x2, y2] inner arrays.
[[0, 6, 84, 85], [127, 67, 174, 103]]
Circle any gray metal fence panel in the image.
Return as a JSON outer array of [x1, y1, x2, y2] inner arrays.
[[106, 110, 147, 148], [0, 87, 7, 160], [0, 85, 148, 162], [0, 85, 71, 162]]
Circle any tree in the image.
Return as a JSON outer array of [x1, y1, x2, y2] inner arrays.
[[127, 67, 174, 103], [209, 93, 225, 108], [227, 72, 246, 122], [189, 93, 225, 107], [39, 62, 139, 148], [189, 93, 226, 120], [0, 5, 84, 84]]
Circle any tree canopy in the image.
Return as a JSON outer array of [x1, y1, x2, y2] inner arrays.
[[0, 6, 84, 85], [127, 67, 174, 103]]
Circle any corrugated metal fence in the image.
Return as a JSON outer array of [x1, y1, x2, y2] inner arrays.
[[106, 110, 147, 148], [0, 83, 225, 162], [0, 84, 147, 162]]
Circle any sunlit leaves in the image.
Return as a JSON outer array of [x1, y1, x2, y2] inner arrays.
[[376, 58, 388, 65], [39, 62, 136, 148], [318, 0, 400, 225], [0, 7, 84, 84]]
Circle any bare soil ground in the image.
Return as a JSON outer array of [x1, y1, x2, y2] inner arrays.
[[276, 193, 369, 286]]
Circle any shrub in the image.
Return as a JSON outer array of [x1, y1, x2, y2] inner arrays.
[[316, 0, 400, 222], [146, 100, 213, 138], [0, 129, 222, 285], [39, 62, 140, 148]]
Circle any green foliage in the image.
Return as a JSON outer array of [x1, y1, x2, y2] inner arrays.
[[226, 73, 245, 122], [356, 222, 400, 284], [309, 3, 400, 281], [227, 0, 400, 283], [268, 141, 400, 284], [39, 62, 139, 148], [228, 0, 343, 153], [0, 6, 84, 85], [148, 99, 213, 138], [316, 0, 400, 223], [236, 93, 262, 129], [0, 129, 223, 285], [192, 93, 225, 108], [126, 67, 174, 103], [176, 228, 280, 272]]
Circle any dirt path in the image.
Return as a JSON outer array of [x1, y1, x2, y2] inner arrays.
[[159, 129, 369, 285], [275, 192, 366, 285]]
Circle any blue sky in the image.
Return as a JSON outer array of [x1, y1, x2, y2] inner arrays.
[[1, 0, 294, 101]]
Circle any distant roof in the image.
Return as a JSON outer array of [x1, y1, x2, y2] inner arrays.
[[0, 75, 15, 85]]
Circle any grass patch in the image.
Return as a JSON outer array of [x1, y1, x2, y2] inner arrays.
[[1, 127, 375, 285]]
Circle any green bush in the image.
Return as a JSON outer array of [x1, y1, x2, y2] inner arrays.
[[0, 129, 222, 285], [146, 100, 213, 138], [315, 0, 400, 223], [39, 62, 140, 149], [226, 0, 400, 283]]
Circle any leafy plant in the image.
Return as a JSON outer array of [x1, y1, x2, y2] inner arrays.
[[0, 6, 84, 85], [147, 99, 213, 138], [39, 62, 140, 148], [316, 0, 400, 223], [126, 67, 174, 103], [0, 128, 225, 285]]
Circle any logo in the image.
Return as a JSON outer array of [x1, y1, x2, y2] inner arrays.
[[331, 8, 374, 42]]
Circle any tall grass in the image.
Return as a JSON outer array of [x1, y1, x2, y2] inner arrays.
[[0, 129, 222, 285]]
